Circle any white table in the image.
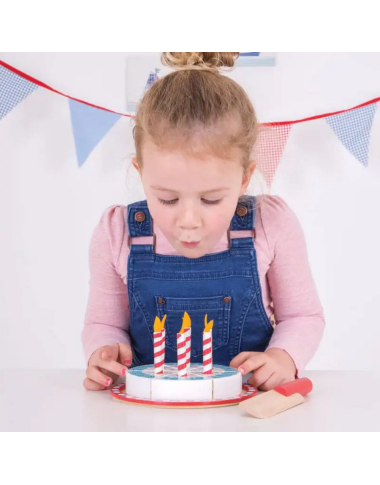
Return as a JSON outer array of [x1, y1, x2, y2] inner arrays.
[[0, 370, 379, 431]]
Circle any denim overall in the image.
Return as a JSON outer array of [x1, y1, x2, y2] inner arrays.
[[126, 196, 274, 367]]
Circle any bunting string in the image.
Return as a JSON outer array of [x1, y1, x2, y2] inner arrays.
[[0, 59, 378, 183]]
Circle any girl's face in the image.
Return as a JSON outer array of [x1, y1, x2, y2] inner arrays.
[[134, 140, 254, 258]]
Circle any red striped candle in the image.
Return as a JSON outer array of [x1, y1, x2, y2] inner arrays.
[[177, 332, 188, 377], [180, 312, 191, 374], [185, 327, 191, 372], [153, 315, 166, 375], [154, 331, 165, 375], [203, 315, 214, 375]]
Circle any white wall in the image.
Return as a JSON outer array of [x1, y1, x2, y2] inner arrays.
[[1, 53, 379, 370]]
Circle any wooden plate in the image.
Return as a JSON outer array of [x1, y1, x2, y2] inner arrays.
[[110, 383, 258, 408]]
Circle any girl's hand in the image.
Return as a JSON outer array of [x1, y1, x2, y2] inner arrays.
[[230, 348, 296, 391], [83, 343, 132, 391]]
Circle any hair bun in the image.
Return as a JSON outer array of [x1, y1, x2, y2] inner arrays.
[[161, 52, 239, 72]]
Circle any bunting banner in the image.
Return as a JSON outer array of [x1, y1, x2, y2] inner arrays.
[[254, 99, 378, 186], [0, 64, 39, 120], [68, 99, 122, 167], [0, 60, 131, 168], [0, 59, 378, 185], [325, 102, 376, 168], [254, 124, 292, 187]]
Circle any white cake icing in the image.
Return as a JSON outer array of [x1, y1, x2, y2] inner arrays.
[[126, 363, 242, 402]]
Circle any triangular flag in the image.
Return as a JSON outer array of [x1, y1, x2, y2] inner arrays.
[[68, 98, 121, 167], [326, 103, 377, 167], [0, 65, 38, 120], [253, 124, 292, 187]]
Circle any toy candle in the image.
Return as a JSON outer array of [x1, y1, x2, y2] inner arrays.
[[203, 315, 214, 375], [182, 312, 192, 372], [153, 315, 167, 375], [177, 318, 188, 377]]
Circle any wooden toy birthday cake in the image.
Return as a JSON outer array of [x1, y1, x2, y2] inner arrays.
[[126, 363, 243, 402], [111, 313, 258, 408]]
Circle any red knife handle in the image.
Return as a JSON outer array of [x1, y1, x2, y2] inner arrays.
[[274, 377, 313, 397]]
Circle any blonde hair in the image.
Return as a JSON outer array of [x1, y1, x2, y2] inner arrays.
[[133, 52, 259, 175]]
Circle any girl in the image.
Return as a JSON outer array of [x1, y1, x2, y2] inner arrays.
[[82, 52, 325, 392]]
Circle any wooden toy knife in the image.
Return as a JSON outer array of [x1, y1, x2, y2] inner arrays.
[[239, 377, 313, 419]]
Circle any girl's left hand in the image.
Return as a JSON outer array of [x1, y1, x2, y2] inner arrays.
[[230, 348, 297, 391]]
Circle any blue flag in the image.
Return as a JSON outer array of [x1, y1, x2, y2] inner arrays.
[[326, 103, 377, 167], [69, 98, 121, 167], [0, 65, 38, 120]]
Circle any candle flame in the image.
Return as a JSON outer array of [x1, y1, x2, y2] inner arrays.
[[179, 311, 191, 334], [204, 314, 214, 332], [154, 314, 167, 332]]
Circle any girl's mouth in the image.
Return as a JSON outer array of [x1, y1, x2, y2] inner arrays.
[[181, 241, 200, 248]]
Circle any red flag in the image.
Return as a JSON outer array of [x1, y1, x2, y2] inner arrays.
[[254, 124, 291, 187]]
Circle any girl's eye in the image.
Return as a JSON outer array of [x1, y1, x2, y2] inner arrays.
[[202, 199, 222, 205], [159, 199, 178, 205], [158, 198, 222, 206]]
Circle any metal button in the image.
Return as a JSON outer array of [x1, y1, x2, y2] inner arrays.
[[158, 297, 166, 305], [135, 211, 146, 222], [223, 296, 231, 303], [236, 205, 248, 217]]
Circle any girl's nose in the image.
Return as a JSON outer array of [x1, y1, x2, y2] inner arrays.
[[178, 207, 201, 229]]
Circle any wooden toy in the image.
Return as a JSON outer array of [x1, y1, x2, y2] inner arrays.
[[177, 319, 188, 377], [183, 312, 191, 373], [111, 311, 313, 414], [111, 363, 258, 408], [239, 377, 313, 418], [203, 315, 213, 375], [153, 315, 166, 375]]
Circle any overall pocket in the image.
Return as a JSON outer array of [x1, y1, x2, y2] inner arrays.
[[155, 294, 231, 357]]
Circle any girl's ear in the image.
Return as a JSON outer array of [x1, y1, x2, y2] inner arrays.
[[132, 157, 141, 174], [240, 162, 256, 195]]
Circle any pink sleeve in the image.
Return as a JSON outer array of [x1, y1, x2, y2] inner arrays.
[[81, 205, 130, 365], [261, 196, 325, 373]]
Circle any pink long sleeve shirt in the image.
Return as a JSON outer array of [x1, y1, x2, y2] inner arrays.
[[82, 195, 325, 372]]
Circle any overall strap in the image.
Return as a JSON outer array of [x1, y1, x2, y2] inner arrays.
[[127, 200, 155, 255], [228, 195, 256, 249]]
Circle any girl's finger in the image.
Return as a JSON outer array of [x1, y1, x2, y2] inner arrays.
[[98, 353, 128, 377], [236, 353, 269, 375], [98, 344, 118, 362], [89, 344, 117, 366], [86, 365, 114, 388], [118, 343, 133, 366], [248, 363, 274, 388], [230, 352, 259, 369], [258, 374, 289, 391], [83, 377, 108, 391]]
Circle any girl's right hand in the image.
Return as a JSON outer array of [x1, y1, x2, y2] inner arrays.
[[83, 343, 132, 391]]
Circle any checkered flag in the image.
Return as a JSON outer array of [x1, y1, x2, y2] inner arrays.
[[253, 124, 292, 187], [326, 102, 377, 167], [0, 65, 38, 120]]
